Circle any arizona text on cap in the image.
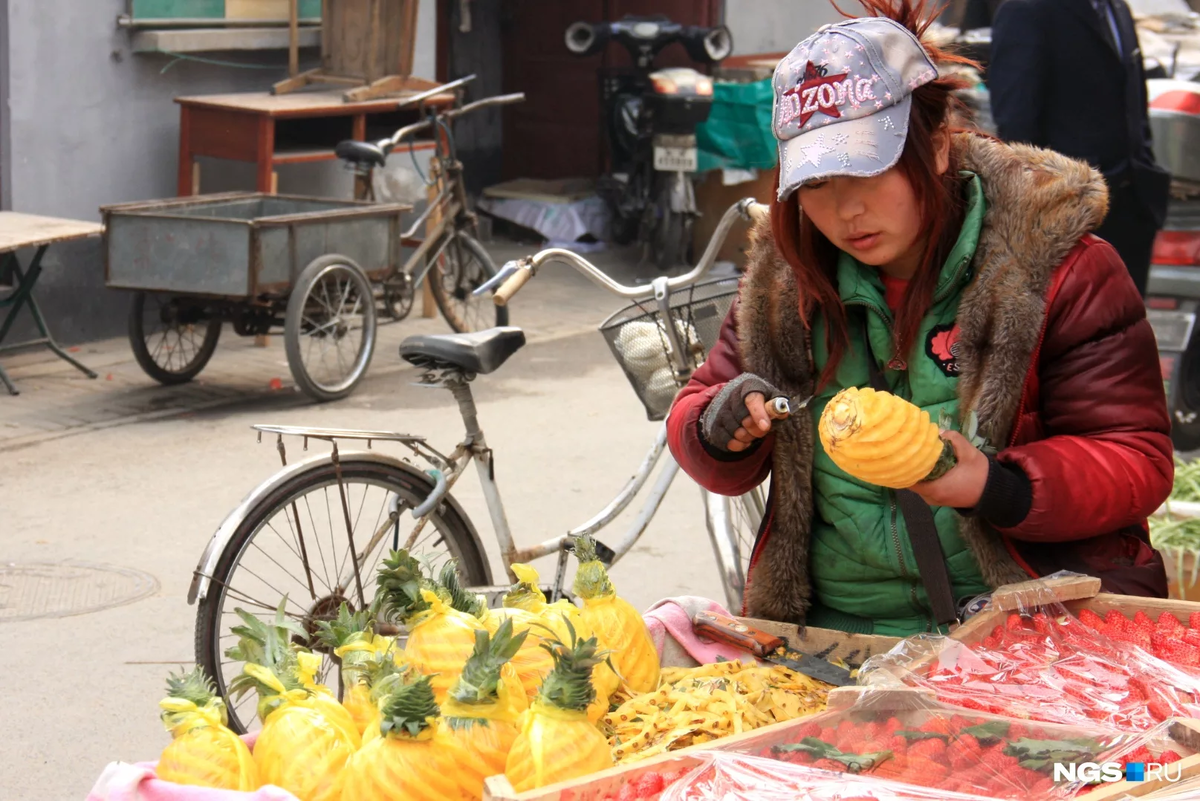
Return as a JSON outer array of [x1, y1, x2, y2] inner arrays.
[[773, 17, 938, 200]]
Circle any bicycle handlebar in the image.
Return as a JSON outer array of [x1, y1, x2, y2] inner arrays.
[[374, 92, 527, 156], [475, 198, 769, 304], [444, 92, 527, 121]]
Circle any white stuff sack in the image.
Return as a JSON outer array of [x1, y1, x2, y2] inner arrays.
[[613, 318, 702, 389]]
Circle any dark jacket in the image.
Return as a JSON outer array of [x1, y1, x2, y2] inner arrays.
[[989, 0, 1170, 225], [666, 134, 1172, 626]]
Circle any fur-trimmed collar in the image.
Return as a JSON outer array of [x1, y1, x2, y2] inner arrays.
[[737, 133, 1108, 624]]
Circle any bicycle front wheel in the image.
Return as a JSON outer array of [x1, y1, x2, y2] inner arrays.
[[428, 229, 509, 333], [194, 457, 490, 734], [704, 485, 768, 612]]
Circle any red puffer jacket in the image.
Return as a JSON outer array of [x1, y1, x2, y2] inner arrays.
[[667, 135, 1173, 623]]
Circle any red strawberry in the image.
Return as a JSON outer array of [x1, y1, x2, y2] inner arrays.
[[1148, 698, 1175, 722], [884, 716, 903, 734], [991, 624, 1006, 639], [863, 721, 882, 739], [795, 721, 821, 739], [1159, 639, 1200, 667], [1190, 611, 1200, 630], [617, 784, 638, 801], [1032, 612, 1052, 635], [632, 772, 664, 797], [1159, 611, 1184, 631], [1006, 613, 1024, 631], [1184, 629, 1200, 648], [1123, 746, 1153, 766], [1159, 749, 1183, 764], [1079, 608, 1106, 631], [1106, 610, 1131, 632], [982, 634, 1000, 650], [1134, 610, 1155, 629]]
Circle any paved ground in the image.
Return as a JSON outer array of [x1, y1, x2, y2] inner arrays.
[[0, 240, 745, 801]]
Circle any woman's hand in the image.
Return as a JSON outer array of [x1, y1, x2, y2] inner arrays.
[[910, 430, 990, 508], [701, 373, 783, 452]]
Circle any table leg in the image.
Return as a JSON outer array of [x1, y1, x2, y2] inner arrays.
[[0, 247, 99, 393], [178, 106, 194, 196], [256, 117, 276, 193]]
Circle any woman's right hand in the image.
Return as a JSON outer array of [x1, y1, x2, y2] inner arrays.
[[701, 373, 784, 453]]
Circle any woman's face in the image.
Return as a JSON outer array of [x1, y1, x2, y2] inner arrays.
[[794, 127, 951, 279]]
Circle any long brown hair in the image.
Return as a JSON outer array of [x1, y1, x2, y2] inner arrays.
[[771, 0, 980, 388]]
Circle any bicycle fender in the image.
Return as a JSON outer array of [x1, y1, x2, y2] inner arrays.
[[187, 450, 491, 604]]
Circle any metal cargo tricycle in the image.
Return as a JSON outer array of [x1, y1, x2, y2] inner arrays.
[[103, 192, 408, 402]]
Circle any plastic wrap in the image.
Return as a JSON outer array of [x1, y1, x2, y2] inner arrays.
[[635, 689, 1191, 800], [860, 577, 1200, 731]]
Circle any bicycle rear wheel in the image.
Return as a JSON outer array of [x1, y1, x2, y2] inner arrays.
[[194, 457, 489, 734], [428, 229, 509, 333]]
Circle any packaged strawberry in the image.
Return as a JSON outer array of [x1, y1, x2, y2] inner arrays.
[[860, 598, 1200, 732], [699, 688, 1194, 800]]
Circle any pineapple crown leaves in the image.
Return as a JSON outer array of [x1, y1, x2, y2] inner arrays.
[[504, 563, 548, 612], [449, 618, 530, 707], [571, 535, 615, 599], [937, 409, 995, 455], [314, 602, 374, 651], [224, 600, 307, 702], [438, 560, 486, 619], [375, 549, 443, 624], [160, 667, 228, 732], [536, 618, 607, 713], [378, 674, 441, 738]]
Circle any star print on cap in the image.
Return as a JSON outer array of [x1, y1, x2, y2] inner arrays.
[[773, 17, 938, 199]]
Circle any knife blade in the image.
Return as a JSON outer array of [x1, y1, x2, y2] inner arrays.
[[768, 394, 815, 419], [692, 611, 854, 687]]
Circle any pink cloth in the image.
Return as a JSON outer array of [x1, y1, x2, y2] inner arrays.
[[642, 596, 755, 667], [84, 733, 298, 801]]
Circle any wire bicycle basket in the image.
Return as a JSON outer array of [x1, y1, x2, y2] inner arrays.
[[600, 276, 740, 421]]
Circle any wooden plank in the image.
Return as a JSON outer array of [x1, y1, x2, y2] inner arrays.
[[131, 26, 321, 53], [483, 178, 598, 204], [397, 0, 419, 76], [271, 148, 338, 164], [176, 89, 454, 116], [186, 106, 260, 161], [0, 213, 104, 253], [288, 0, 299, 75], [329, 0, 373, 79], [741, 619, 900, 666], [178, 105, 194, 196], [989, 575, 1103, 612]]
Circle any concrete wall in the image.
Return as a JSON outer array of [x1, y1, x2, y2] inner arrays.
[[1, 0, 434, 345], [725, 0, 843, 56]]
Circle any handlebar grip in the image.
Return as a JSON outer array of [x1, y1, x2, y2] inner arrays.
[[747, 202, 769, 224], [493, 266, 533, 307]]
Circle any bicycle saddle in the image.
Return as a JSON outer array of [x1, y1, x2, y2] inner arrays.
[[399, 327, 526, 375], [335, 140, 387, 167]]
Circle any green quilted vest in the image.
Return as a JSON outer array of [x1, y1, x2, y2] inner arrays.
[[807, 173, 990, 637]]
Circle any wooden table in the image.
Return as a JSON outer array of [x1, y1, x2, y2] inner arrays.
[[175, 86, 452, 196], [0, 213, 104, 395]]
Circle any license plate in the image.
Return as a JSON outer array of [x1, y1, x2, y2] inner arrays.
[[654, 146, 698, 172], [1147, 309, 1196, 352]]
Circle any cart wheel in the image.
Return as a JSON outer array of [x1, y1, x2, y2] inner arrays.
[[128, 292, 221, 385], [382, 273, 415, 321], [285, 255, 377, 402]]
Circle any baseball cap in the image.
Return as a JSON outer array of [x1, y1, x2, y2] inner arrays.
[[773, 17, 939, 200]]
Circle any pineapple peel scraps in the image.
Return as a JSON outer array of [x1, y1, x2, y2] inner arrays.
[[602, 660, 829, 763]]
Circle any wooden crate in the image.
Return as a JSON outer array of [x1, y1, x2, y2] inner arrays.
[[950, 575, 1200, 645], [483, 685, 1200, 801]]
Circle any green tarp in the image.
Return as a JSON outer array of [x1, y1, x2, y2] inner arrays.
[[697, 79, 778, 173]]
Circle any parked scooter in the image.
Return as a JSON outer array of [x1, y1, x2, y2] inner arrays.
[[565, 16, 733, 270]]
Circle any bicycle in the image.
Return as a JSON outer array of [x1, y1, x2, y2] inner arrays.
[[335, 74, 524, 333], [187, 198, 770, 733]]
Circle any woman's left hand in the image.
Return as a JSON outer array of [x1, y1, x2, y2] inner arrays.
[[910, 431, 989, 509]]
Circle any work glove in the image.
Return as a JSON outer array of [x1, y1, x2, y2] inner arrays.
[[701, 373, 781, 451]]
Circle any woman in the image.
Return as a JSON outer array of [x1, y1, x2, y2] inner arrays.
[[667, 0, 1173, 637]]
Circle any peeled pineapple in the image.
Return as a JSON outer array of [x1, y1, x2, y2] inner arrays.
[[376, 550, 480, 705], [505, 624, 615, 792], [818, 386, 956, 489], [437, 619, 529, 799], [156, 667, 259, 791], [340, 674, 458, 800], [504, 563, 619, 719], [225, 604, 360, 801], [572, 536, 660, 694]]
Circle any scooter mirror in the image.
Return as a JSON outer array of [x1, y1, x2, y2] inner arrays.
[[565, 21, 597, 55], [703, 26, 734, 62]]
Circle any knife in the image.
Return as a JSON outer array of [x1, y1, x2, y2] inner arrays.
[[692, 611, 855, 687], [768, 394, 815, 419]]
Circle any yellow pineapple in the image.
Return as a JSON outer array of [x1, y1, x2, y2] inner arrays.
[[818, 386, 956, 489], [156, 667, 258, 791]]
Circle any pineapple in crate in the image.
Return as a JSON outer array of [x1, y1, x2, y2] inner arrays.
[[340, 674, 458, 800], [505, 623, 615, 791], [438, 618, 530, 799], [226, 602, 360, 801], [156, 667, 259, 791]]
